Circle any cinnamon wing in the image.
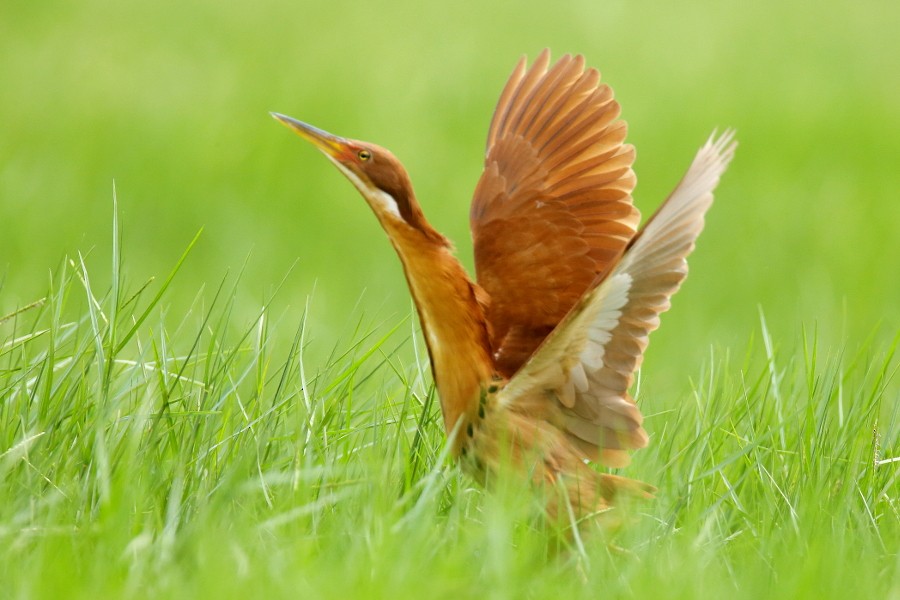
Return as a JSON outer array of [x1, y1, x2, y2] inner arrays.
[[499, 131, 736, 467], [471, 50, 640, 378]]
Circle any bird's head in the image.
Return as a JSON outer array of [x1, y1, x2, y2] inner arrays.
[[272, 112, 444, 244]]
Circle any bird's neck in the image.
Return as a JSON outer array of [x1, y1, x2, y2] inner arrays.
[[385, 221, 496, 438]]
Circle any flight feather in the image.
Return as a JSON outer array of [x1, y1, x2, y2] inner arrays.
[[499, 130, 737, 467], [471, 49, 641, 378]]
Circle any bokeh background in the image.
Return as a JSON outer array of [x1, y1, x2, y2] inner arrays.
[[2, 0, 898, 386]]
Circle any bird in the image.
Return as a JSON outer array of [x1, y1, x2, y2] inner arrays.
[[272, 49, 735, 522]]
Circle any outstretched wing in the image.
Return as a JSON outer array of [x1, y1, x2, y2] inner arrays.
[[499, 131, 736, 467], [471, 50, 640, 378]]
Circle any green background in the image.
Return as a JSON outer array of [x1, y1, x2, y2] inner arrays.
[[3, 0, 899, 371], [1, 1, 898, 597]]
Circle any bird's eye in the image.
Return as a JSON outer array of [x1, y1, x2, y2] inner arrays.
[[358, 149, 372, 161]]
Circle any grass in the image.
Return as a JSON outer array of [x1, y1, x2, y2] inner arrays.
[[1, 219, 897, 599], [2, 0, 899, 595]]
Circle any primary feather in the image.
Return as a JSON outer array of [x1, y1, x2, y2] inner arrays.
[[499, 130, 736, 474], [471, 49, 641, 378]]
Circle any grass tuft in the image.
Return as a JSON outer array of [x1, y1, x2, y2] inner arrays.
[[0, 226, 897, 599]]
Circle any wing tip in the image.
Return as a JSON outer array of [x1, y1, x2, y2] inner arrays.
[[535, 47, 552, 66], [676, 127, 737, 203], [704, 127, 738, 168]]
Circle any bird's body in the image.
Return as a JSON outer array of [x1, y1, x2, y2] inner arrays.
[[273, 50, 735, 520]]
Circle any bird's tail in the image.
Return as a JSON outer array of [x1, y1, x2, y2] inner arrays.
[[544, 438, 655, 526], [464, 408, 654, 526]]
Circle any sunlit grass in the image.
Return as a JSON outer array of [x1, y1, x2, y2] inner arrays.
[[1, 217, 897, 599], [2, 1, 899, 594]]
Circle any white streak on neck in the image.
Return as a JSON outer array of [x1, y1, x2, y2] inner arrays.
[[328, 156, 402, 219]]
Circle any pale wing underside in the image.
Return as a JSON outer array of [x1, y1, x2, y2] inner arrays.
[[500, 131, 737, 467], [470, 50, 641, 378]]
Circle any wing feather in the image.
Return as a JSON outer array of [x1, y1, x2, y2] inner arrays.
[[499, 130, 737, 467], [486, 57, 529, 150], [472, 51, 641, 377]]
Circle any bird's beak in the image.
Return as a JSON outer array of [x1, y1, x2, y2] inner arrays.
[[271, 112, 351, 161]]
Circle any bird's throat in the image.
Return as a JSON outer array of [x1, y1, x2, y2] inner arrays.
[[386, 223, 496, 439]]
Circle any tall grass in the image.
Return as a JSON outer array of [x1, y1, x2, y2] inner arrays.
[[1, 221, 897, 599]]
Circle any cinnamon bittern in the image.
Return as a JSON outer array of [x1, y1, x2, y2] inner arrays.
[[273, 50, 735, 520]]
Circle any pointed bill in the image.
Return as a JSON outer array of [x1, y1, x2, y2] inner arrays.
[[271, 112, 353, 161]]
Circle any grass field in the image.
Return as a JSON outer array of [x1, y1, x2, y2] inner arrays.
[[1, 0, 899, 597]]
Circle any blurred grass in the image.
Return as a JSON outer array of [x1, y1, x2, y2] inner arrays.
[[1, 2, 899, 595], [0, 243, 897, 598], [2, 0, 899, 383]]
